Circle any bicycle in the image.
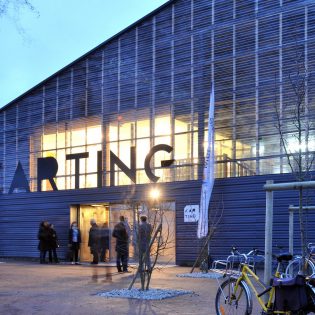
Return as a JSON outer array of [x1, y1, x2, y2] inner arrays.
[[215, 251, 315, 314], [285, 243, 315, 278], [212, 246, 264, 274]]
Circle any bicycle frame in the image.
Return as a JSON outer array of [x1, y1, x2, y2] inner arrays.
[[233, 263, 291, 314]]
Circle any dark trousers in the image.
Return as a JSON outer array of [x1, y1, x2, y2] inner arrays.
[[49, 248, 59, 263], [116, 251, 128, 272], [91, 247, 99, 263], [100, 247, 109, 262], [40, 250, 47, 263], [71, 243, 80, 262]]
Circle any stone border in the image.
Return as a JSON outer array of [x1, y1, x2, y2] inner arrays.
[[97, 288, 193, 300], [176, 272, 223, 279]]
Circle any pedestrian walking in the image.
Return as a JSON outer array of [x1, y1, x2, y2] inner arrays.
[[112, 216, 129, 272], [88, 218, 99, 264], [37, 221, 51, 264], [68, 221, 81, 264], [99, 222, 110, 262], [48, 223, 59, 263], [139, 215, 152, 271]]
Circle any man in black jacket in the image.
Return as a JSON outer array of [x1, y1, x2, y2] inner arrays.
[[88, 219, 99, 264], [112, 216, 129, 272]]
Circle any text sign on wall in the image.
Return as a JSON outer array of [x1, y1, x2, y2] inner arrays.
[[184, 205, 200, 222]]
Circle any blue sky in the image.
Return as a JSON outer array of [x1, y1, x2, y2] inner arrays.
[[0, 0, 169, 108]]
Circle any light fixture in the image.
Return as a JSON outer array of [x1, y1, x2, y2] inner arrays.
[[150, 188, 160, 201]]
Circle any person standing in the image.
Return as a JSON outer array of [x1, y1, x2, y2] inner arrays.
[[139, 215, 152, 271], [68, 221, 81, 265], [99, 222, 110, 262], [48, 223, 59, 263], [88, 218, 99, 264], [112, 216, 129, 272], [37, 221, 50, 264]]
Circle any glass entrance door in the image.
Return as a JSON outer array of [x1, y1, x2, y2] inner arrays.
[[75, 205, 109, 262]]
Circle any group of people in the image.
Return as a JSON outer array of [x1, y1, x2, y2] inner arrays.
[[112, 215, 152, 273], [38, 215, 152, 273], [37, 221, 59, 264]]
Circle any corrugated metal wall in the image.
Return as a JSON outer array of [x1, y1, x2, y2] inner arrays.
[[1, 173, 314, 264]]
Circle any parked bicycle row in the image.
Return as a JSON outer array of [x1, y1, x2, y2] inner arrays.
[[213, 245, 315, 314]]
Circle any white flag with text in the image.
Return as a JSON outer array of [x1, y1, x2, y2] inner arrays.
[[197, 85, 215, 239]]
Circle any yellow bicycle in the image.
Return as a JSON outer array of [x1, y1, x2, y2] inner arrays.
[[215, 251, 315, 314]]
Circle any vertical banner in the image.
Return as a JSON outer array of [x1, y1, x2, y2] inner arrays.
[[197, 85, 215, 238]]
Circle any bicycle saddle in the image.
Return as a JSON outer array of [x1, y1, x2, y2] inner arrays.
[[276, 253, 293, 262]]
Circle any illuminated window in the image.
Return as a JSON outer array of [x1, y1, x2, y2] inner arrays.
[[31, 124, 102, 191]]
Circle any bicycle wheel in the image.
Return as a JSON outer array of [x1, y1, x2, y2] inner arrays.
[[285, 258, 315, 277], [215, 277, 252, 315]]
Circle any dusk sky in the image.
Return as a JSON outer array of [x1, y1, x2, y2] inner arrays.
[[0, 0, 168, 108]]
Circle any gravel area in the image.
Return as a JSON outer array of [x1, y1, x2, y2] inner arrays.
[[176, 272, 223, 279], [98, 288, 193, 300]]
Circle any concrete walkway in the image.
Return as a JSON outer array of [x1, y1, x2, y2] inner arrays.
[[0, 260, 221, 315]]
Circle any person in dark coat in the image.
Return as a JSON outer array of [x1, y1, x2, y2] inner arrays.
[[48, 223, 59, 263], [68, 221, 81, 264], [99, 222, 110, 262], [139, 215, 152, 271], [37, 221, 51, 264], [112, 216, 129, 272], [88, 218, 99, 264]]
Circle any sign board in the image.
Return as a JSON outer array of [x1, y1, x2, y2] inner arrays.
[[184, 205, 200, 222]]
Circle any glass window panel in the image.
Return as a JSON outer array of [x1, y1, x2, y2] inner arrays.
[[175, 118, 190, 133], [86, 144, 101, 173], [57, 132, 65, 149], [109, 122, 118, 141], [79, 175, 86, 189], [193, 132, 198, 160], [109, 142, 118, 156], [155, 115, 171, 136], [86, 174, 97, 188], [260, 158, 281, 175], [235, 138, 255, 159], [72, 129, 86, 146], [154, 168, 171, 182], [136, 170, 150, 184], [87, 125, 102, 144], [119, 122, 135, 141], [137, 119, 150, 138], [56, 149, 66, 175], [56, 177, 66, 190], [118, 171, 132, 185], [175, 133, 190, 161], [136, 138, 150, 168], [42, 134, 56, 150], [155, 136, 171, 146], [119, 140, 131, 166]]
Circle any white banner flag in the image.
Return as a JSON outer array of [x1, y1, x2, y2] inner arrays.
[[197, 85, 215, 239]]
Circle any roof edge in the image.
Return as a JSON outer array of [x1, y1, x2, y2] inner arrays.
[[0, 0, 176, 113]]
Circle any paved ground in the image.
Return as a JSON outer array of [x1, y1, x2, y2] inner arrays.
[[0, 259, 223, 315]]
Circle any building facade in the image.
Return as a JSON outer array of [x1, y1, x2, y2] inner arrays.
[[1, 0, 315, 264]]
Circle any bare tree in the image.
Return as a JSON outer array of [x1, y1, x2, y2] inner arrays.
[[0, 0, 39, 35], [129, 201, 175, 291], [191, 196, 224, 273], [274, 45, 315, 271]]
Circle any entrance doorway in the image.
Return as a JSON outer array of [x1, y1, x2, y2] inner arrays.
[[70, 202, 176, 264], [70, 204, 109, 262]]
